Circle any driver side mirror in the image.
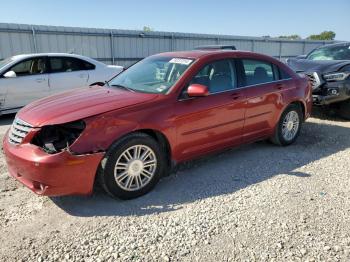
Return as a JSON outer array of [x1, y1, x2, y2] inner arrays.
[[187, 84, 209, 97], [3, 71, 16, 78]]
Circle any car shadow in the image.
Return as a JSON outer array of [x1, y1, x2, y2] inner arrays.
[[311, 106, 348, 122], [51, 120, 350, 217]]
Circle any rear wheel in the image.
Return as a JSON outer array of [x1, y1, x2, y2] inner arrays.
[[270, 104, 303, 146], [337, 99, 350, 120], [98, 133, 166, 199]]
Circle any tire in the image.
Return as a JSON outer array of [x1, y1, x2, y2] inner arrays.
[[337, 99, 350, 120], [270, 104, 303, 146], [98, 133, 166, 200]]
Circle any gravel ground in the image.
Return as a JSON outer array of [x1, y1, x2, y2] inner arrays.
[[1, 109, 350, 262]]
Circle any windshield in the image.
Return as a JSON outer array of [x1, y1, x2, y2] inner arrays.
[[307, 44, 350, 61], [0, 57, 13, 70], [108, 56, 194, 93]]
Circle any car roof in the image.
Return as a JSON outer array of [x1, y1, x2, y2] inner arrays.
[[154, 50, 285, 65], [316, 42, 350, 48], [10, 53, 101, 64], [156, 50, 255, 59]]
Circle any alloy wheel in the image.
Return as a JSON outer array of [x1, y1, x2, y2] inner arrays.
[[114, 145, 157, 191], [282, 110, 300, 141]]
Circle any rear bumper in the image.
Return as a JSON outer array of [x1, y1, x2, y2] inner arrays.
[[3, 131, 104, 196], [313, 80, 350, 106]]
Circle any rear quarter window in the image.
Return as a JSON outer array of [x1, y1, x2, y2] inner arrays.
[[82, 60, 95, 70], [279, 67, 292, 80]]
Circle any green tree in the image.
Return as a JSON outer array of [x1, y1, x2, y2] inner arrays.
[[307, 31, 336, 40], [143, 26, 154, 32], [278, 34, 302, 40]]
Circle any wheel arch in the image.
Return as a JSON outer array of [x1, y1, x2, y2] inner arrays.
[[273, 100, 306, 135], [135, 128, 173, 167], [289, 100, 306, 121], [94, 128, 173, 193], [278, 100, 306, 123], [104, 128, 173, 168]]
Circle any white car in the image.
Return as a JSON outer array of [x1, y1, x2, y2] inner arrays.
[[0, 53, 123, 114]]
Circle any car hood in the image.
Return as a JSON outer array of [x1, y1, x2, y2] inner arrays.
[[287, 58, 350, 73], [17, 86, 159, 127]]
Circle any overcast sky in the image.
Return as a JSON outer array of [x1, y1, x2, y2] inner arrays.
[[1, 0, 349, 40]]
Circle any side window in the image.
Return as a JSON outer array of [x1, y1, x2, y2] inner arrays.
[[82, 60, 95, 70], [9, 58, 47, 76], [49, 57, 94, 73], [50, 58, 65, 73], [242, 59, 275, 86], [273, 64, 291, 81], [191, 59, 236, 94]]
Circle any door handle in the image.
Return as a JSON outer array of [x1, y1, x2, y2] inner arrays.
[[276, 83, 284, 90], [79, 74, 87, 78], [230, 92, 242, 100]]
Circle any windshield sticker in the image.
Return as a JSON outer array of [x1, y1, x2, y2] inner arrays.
[[169, 58, 193, 65]]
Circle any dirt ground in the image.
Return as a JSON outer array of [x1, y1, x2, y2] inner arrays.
[[0, 109, 350, 261]]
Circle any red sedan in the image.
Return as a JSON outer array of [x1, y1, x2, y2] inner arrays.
[[3, 49, 312, 199]]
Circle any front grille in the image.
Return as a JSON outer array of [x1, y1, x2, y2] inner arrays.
[[8, 118, 33, 145], [305, 72, 321, 90]]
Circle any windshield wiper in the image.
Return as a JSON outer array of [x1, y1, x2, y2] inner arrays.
[[110, 84, 135, 92]]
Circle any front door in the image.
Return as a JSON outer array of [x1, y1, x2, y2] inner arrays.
[[174, 59, 246, 161], [1, 57, 50, 111]]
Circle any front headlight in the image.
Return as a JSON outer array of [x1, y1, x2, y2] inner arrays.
[[31, 120, 85, 154], [323, 72, 350, 82]]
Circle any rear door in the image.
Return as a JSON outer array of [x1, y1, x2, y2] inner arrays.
[[237, 58, 285, 142], [48, 57, 91, 94], [1, 56, 50, 110]]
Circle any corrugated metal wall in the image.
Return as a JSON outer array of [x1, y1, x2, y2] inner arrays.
[[0, 23, 334, 67]]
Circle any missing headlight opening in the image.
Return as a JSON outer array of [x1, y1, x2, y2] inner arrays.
[[31, 120, 85, 154]]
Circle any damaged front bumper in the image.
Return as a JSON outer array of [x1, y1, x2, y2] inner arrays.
[[313, 80, 350, 106], [3, 130, 104, 196]]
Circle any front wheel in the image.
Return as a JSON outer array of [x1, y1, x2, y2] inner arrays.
[[270, 104, 303, 146], [98, 133, 166, 199]]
